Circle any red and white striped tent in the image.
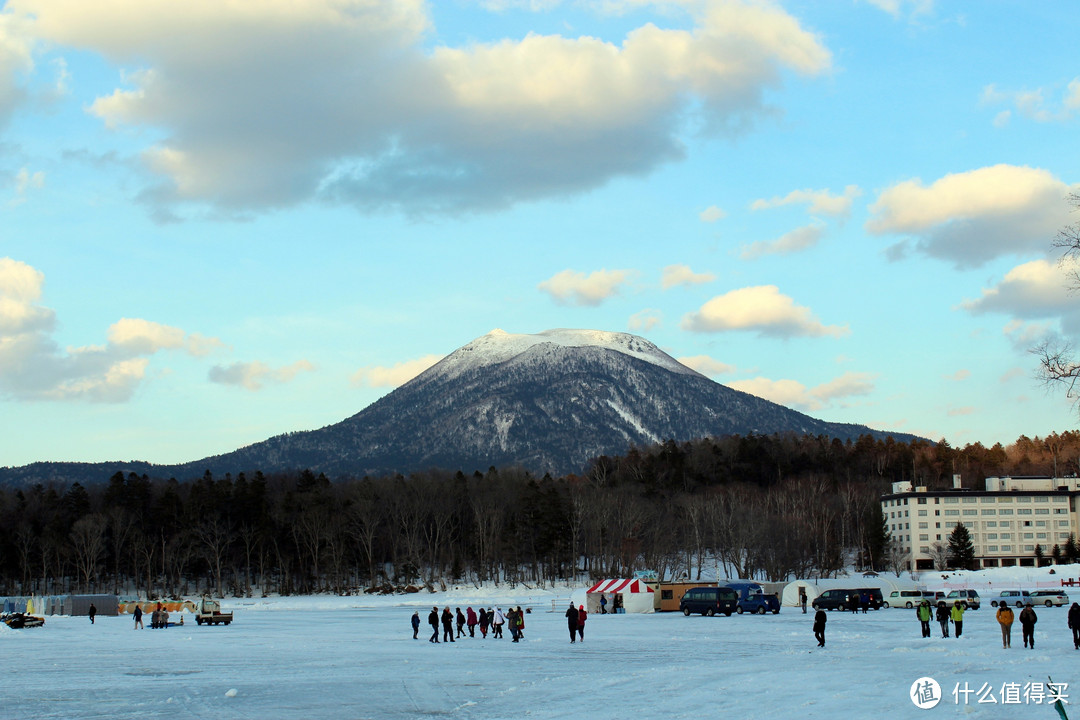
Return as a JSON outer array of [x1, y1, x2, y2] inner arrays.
[[586, 579, 655, 614]]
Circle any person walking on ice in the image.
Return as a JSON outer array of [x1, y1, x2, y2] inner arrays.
[[1019, 602, 1037, 649], [996, 603, 1014, 649], [917, 600, 931, 638], [935, 602, 949, 638], [565, 602, 579, 643], [577, 605, 587, 642], [813, 608, 827, 647], [950, 600, 965, 638]]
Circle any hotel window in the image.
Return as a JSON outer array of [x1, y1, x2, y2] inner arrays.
[[1036, 509, 1050, 514], [1001, 545, 1012, 552], [919, 522, 928, 529], [988, 545, 998, 552], [918, 510, 927, 516], [919, 534, 929, 541], [963, 509, 978, 515], [945, 509, 959, 516], [1017, 509, 1033, 515], [986, 533, 998, 539], [944, 497, 958, 504], [963, 497, 977, 503], [981, 509, 996, 515], [999, 509, 1014, 515]]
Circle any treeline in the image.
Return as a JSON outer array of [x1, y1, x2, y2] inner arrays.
[[0, 430, 1074, 599]]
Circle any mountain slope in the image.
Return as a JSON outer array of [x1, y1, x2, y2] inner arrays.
[[173, 328, 916, 478]]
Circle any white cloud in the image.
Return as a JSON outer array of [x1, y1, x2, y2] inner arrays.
[[677, 354, 734, 377], [12, 167, 44, 205], [538, 268, 636, 306], [727, 370, 875, 411], [8, 0, 830, 215], [863, 0, 934, 19], [866, 165, 1077, 268], [0, 257, 223, 402], [738, 223, 824, 260], [0, 13, 33, 128], [959, 258, 1080, 331], [351, 354, 443, 388], [681, 285, 849, 338], [628, 309, 663, 332], [982, 77, 1080, 124], [699, 205, 726, 222], [944, 369, 970, 382], [661, 264, 715, 289], [750, 185, 861, 217], [209, 359, 314, 391]]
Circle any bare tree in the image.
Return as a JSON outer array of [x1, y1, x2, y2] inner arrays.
[[1036, 193, 1080, 406], [70, 514, 107, 592]]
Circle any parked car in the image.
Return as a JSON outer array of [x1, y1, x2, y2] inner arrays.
[[1029, 590, 1070, 607], [885, 590, 924, 609], [812, 589, 860, 611], [922, 591, 946, 607], [945, 589, 981, 610], [680, 587, 738, 617], [990, 590, 1032, 607], [724, 581, 781, 615]]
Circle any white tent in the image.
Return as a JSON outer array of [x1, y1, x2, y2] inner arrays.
[[781, 576, 918, 607], [586, 579, 655, 614]]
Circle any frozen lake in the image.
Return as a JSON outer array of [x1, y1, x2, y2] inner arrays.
[[2, 592, 1075, 719]]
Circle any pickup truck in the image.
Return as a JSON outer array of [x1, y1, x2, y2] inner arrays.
[[194, 598, 233, 626]]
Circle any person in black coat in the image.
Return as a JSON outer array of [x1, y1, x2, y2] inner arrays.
[[1019, 603, 1037, 649], [428, 607, 440, 643], [565, 602, 579, 643], [441, 607, 455, 642], [936, 603, 950, 638], [1070, 602, 1080, 650], [456, 608, 466, 638], [411, 611, 420, 639], [813, 608, 827, 647], [88, 603, 97, 624]]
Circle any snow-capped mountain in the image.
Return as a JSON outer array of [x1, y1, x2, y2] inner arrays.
[[170, 328, 913, 478]]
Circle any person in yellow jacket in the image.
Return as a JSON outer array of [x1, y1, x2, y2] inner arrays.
[[996, 603, 1015, 648], [950, 600, 965, 638]]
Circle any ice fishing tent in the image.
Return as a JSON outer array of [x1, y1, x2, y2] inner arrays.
[[781, 576, 918, 607], [586, 579, 655, 614]]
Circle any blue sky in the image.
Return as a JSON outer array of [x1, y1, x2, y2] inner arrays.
[[2, 0, 1079, 467]]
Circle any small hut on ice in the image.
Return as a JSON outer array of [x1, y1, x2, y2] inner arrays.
[[585, 579, 655, 614]]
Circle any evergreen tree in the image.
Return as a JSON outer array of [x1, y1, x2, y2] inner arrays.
[[1035, 543, 1045, 566], [1065, 534, 1079, 564], [864, 507, 890, 572], [947, 523, 976, 570], [1052, 544, 1063, 564]]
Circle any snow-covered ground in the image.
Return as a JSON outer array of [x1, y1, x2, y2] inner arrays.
[[2, 579, 1077, 720]]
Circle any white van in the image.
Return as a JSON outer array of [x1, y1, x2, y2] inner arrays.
[[990, 590, 1031, 607], [884, 590, 924, 608]]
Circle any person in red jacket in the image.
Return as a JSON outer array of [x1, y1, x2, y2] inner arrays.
[[577, 605, 587, 642], [466, 606, 478, 637]]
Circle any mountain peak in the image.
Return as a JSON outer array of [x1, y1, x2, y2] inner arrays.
[[426, 328, 700, 382]]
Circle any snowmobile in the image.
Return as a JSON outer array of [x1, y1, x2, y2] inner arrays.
[[2, 612, 45, 629]]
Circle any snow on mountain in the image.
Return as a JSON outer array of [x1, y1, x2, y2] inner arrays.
[[428, 328, 701, 382]]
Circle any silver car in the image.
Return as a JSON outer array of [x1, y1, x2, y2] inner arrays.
[[1029, 590, 1070, 607]]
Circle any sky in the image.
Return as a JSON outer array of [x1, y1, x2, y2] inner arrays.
[[2, 0, 1080, 468]]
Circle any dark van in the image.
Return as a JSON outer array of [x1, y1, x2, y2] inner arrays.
[[812, 589, 860, 611], [679, 587, 738, 617]]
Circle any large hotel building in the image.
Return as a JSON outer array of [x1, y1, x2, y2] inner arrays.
[[881, 475, 1079, 572]]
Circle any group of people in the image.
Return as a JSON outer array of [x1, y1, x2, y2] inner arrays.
[[814, 599, 1080, 650], [414, 605, 528, 643], [564, 602, 587, 642], [916, 599, 967, 638]]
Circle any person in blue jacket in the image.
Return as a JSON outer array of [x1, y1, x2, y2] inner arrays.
[[411, 611, 420, 639]]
